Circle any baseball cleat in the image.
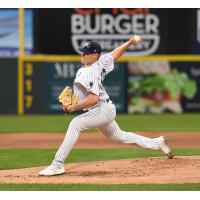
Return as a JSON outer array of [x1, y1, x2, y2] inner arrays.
[[39, 163, 65, 176], [159, 136, 174, 159]]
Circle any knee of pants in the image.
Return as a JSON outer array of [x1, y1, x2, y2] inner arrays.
[[108, 128, 126, 142], [68, 117, 85, 132]]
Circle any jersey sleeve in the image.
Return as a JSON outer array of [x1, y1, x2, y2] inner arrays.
[[77, 73, 100, 96], [99, 53, 114, 75]]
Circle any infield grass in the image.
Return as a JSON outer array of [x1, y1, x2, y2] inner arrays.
[[0, 183, 200, 191], [0, 148, 199, 170], [0, 113, 200, 132]]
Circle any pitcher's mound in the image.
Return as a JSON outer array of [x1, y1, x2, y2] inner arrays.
[[0, 156, 200, 184]]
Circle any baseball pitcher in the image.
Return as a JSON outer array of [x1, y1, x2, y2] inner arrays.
[[39, 35, 173, 176]]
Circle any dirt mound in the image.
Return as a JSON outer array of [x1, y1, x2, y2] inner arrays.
[[0, 156, 200, 184]]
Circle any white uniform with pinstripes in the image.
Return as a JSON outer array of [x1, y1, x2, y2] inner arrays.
[[53, 54, 161, 164]]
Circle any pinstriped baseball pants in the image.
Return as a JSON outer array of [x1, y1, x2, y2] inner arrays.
[[53, 101, 161, 164]]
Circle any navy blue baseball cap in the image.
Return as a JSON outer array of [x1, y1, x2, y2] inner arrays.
[[78, 41, 102, 55]]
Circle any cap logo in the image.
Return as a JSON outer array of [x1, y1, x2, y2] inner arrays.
[[84, 42, 90, 48]]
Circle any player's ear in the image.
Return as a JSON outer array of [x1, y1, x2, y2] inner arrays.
[[93, 53, 100, 59]]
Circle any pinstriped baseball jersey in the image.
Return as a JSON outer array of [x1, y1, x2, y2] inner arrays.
[[39, 38, 173, 175], [73, 53, 114, 107], [52, 52, 165, 165]]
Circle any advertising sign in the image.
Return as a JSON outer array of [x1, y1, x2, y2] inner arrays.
[[33, 9, 196, 55], [127, 61, 199, 113], [69, 8, 161, 56], [23, 61, 126, 114], [0, 9, 33, 57]]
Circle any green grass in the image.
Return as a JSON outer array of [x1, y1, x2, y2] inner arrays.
[[0, 183, 200, 191], [0, 114, 200, 132], [0, 114, 199, 191], [0, 148, 199, 170]]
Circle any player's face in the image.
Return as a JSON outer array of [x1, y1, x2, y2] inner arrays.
[[80, 53, 99, 65]]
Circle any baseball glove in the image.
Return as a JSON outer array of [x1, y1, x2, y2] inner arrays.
[[58, 86, 78, 107]]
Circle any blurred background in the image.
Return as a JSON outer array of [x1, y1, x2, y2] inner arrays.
[[0, 8, 200, 115]]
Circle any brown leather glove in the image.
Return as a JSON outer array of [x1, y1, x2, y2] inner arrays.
[[58, 86, 78, 108]]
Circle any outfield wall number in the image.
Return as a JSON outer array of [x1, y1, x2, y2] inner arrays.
[[24, 63, 34, 109]]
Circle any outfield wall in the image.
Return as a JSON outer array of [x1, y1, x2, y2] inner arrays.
[[0, 57, 200, 114], [1, 9, 200, 114]]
